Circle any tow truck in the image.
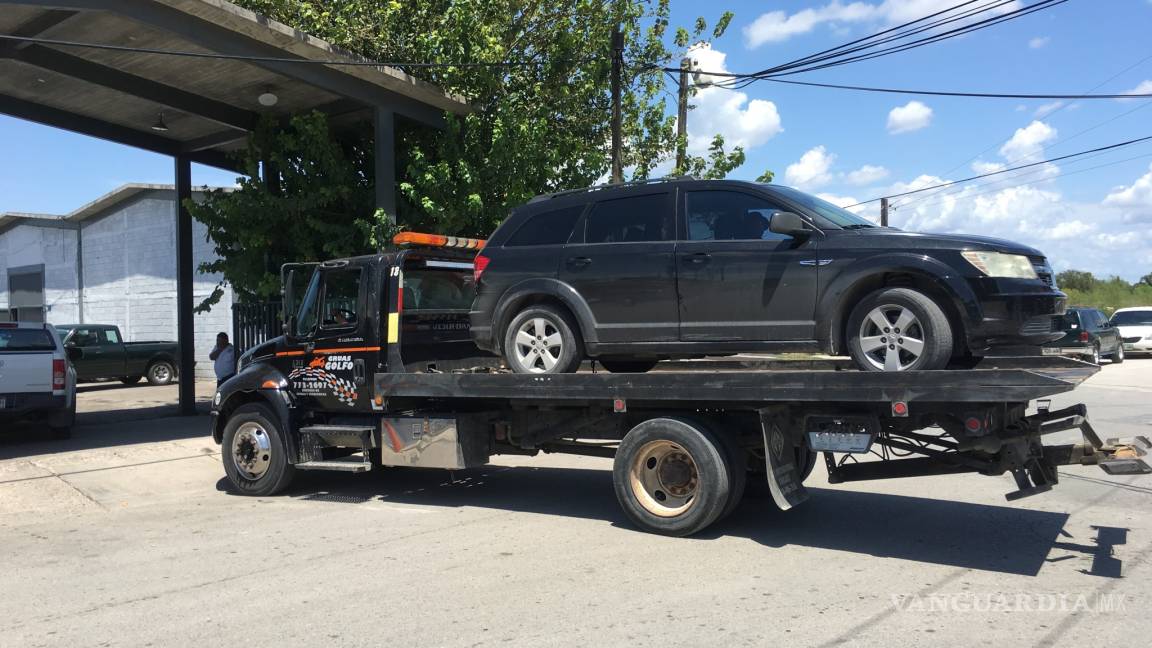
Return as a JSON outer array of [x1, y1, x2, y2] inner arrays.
[[210, 233, 1151, 536]]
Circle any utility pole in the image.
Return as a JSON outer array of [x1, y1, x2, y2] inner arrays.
[[675, 56, 690, 174], [610, 28, 624, 184], [880, 196, 889, 227]]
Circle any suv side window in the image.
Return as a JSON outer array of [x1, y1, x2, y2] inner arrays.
[[685, 190, 793, 241], [584, 194, 672, 243], [507, 205, 585, 246]]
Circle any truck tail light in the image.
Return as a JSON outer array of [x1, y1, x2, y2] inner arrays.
[[474, 254, 491, 282], [53, 358, 66, 390], [1079, 331, 1089, 342]]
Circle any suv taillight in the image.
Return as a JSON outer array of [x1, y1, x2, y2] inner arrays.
[[53, 358, 66, 390], [474, 254, 491, 282], [1079, 331, 1089, 342]]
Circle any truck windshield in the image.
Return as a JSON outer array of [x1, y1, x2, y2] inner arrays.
[[295, 271, 322, 336], [0, 328, 56, 351]]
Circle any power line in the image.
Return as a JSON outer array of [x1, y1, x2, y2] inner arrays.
[[0, 33, 590, 68], [843, 134, 1152, 207], [726, 0, 1060, 87], [897, 151, 1152, 213], [893, 52, 1152, 210], [695, 76, 1152, 100]]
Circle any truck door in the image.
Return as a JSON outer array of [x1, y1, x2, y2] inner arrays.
[[66, 326, 126, 381], [280, 262, 375, 412]]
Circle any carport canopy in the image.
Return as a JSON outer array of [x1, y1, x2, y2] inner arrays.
[[0, 0, 471, 414]]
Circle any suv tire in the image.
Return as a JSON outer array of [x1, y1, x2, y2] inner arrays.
[[847, 287, 953, 371], [1111, 343, 1125, 364], [503, 304, 584, 374]]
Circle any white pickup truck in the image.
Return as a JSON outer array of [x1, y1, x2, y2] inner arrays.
[[0, 322, 76, 439]]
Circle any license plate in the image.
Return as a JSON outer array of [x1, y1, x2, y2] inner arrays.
[[1041, 347, 1063, 356]]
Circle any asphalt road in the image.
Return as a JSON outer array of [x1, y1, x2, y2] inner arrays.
[[2, 361, 1151, 647]]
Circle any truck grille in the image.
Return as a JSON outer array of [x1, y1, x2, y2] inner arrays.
[[1021, 316, 1058, 336], [1029, 256, 1056, 288]]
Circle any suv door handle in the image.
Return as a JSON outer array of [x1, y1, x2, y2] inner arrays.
[[567, 256, 592, 267], [684, 253, 710, 265]]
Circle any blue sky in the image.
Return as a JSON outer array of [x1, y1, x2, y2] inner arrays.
[[2, 0, 1151, 279]]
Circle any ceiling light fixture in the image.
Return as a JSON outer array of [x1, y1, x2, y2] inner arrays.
[[150, 112, 169, 132], [257, 88, 279, 107]]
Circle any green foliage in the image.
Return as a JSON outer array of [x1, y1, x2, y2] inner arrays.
[[1056, 270, 1152, 313], [194, 1, 772, 305]]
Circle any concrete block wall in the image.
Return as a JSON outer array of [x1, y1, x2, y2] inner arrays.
[[0, 223, 80, 323]]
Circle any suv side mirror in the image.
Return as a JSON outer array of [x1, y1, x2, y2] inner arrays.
[[769, 212, 809, 237]]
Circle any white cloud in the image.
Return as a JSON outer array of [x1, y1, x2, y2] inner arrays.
[[1103, 162, 1152, 220], [971, 160, 1006, 174], [744, 1, 1018, 47], [1119, 80, 1152, 102], [887, 101, 933, 134], [999, 120, 1056, 162], [1028, 36, 1050, 49], [1042, 220, 1094, 240], [1033, 101, 1064, 118], [844, 164, 890, 186], [785, 146, 837, 189], [682, 46, 783, 155]]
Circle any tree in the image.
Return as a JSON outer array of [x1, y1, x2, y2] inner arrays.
[[1055, 270, 1097, 293], [192, 1, 767, 305], [1142, 273, 1152, 288]]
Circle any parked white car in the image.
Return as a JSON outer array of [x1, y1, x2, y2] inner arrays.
[[0, 322, 77, 439], [1111, 307, 1152, 356]]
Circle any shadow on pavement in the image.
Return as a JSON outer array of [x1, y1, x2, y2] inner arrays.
[[220, 463, 1075, 576], [0, 413, 213, 458]]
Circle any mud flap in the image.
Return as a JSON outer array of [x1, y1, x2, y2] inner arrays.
[[759, 409, 809, 511]]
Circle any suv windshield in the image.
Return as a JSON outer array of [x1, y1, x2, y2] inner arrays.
[[1112, 310, 1152, 326], [764, 184, 878, 229]]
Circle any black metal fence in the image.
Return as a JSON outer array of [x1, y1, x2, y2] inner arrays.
[[232, 301, 283, 355]]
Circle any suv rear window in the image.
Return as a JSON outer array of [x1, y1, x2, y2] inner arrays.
[[584, 194, 672, 243], [507, 205, 584, 246], [0, 328, 56, 351]]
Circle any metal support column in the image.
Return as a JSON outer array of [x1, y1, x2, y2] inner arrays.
[[374, 107, 397, 223], [174, 155, 196, 415]]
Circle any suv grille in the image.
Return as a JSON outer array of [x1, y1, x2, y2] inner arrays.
[[1029, 255, 1056, 288]]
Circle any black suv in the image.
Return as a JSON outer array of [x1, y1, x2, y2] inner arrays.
[[470, 178, 1066, 373]]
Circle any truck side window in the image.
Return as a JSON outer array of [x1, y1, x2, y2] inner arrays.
[[102, 329, 121, 344], [71, 328, 99, 347], [320, 268, 362, 330], [294, 272, 322, 337]]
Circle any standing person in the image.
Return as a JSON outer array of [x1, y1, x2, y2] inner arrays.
[[210, 332, 236, 386]]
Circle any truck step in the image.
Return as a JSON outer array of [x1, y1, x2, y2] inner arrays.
[[299, 425, 375, 434], [295, 459, 372, 473], [300, 425, 375, 450]]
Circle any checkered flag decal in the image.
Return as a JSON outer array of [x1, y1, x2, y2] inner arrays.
[[288, 366, 359, 406]]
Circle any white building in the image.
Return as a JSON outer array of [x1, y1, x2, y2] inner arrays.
[[0, 184, 233, 380]]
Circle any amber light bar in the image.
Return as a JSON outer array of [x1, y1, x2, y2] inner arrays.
[[393, 231, 486, 249]]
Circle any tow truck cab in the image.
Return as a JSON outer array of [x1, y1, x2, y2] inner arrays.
[[211, 237, 496, 440]]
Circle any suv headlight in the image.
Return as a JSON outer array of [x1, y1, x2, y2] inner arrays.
[[961, 251, 1038, 279]]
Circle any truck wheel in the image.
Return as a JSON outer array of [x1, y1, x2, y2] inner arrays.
[[503, 304, 583, 374], [146, 361, 175, 385], [847, 287, 953, 371], [221, 403, 296, 496], [598, 359, 659, 373], [1111, 343, 1125, 364], [613, 417, 732, 537], [120, 376, 142, 385]]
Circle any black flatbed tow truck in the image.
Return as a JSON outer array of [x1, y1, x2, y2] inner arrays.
[[211, 236, 1151, 536]]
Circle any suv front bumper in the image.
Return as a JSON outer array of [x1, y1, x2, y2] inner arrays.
[[966, 280, 1067, 351]]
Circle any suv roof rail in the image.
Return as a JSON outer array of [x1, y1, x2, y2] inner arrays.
[[526, 175, 697, 204]]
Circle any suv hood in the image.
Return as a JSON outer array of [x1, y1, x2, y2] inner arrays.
[[853, 228, 1045, 256]]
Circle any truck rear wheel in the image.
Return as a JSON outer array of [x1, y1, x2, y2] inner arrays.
[[612, 417, 732, 537], [221, 403, 295, 496], [146, 360, 175, 385]]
